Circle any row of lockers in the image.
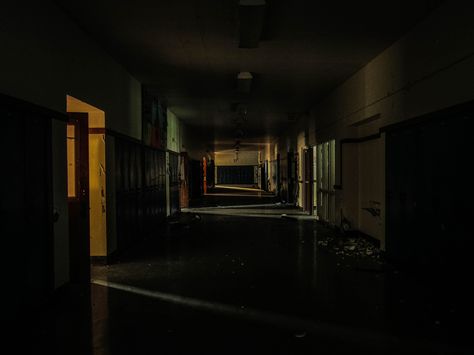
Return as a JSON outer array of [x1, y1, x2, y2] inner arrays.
[[115, 140, 175, 250], [115, 141, 168, 192]]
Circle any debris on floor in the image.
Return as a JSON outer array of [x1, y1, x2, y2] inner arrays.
[[316, 233, 384, 262]]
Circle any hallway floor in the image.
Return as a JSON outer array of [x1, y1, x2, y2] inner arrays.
[[23, 193, 473, 354]]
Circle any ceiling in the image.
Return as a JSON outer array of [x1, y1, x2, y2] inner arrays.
[[56, 0, 441, 151]]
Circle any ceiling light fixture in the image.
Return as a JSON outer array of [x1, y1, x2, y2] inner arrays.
[[237, 72, 253, 94]]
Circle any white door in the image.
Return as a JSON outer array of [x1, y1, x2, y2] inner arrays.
[[316, 140, 336, 223]]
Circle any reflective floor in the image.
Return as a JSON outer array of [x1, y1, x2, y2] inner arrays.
[[19, 189, 473, 354]]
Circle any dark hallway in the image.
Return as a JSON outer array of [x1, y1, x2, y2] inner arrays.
[[21, 197, 473, 354], [2, 1, 474, 354]]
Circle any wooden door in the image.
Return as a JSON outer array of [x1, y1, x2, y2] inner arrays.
[[67, 113, 90, 284]]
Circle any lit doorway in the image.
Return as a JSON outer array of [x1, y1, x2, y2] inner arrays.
[[66, 96, 107, 283]]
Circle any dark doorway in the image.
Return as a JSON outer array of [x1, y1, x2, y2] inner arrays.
[[189, 159, 203, 200], [217, 166, 255, 185], [287, 152, 297, 204], [67, 113, 90, 284], [303, 147, 313, 213]]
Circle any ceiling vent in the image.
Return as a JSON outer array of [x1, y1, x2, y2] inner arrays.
[[238, 0, 266, 48]]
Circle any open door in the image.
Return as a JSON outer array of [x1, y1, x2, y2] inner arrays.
[[303, 147, 313, 213], [67, 113, 90, 283], [316, 140, 336, 223]]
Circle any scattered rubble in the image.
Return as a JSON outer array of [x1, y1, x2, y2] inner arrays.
[[316, 234, 384, 262]]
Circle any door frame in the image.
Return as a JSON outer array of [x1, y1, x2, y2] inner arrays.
[[67, 113, 91, 284], [303, 147, 313, 214]]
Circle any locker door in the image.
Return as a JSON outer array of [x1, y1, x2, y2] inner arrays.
[[1, 100, 54, 317]]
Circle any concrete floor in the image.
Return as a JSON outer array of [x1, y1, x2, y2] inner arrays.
[[189, 185, 278, 208], [17, 188, 473, 354]]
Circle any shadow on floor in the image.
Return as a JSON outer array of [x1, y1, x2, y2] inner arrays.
[[20, 194, 473, 354]]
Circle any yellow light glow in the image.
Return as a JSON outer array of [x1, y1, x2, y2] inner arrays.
[[67, 124, 76, 198]]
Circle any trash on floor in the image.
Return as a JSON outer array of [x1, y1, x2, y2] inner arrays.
[[316, 232, 384, 263]]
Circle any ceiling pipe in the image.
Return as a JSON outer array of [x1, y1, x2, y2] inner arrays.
[[238, 0, 266, 48]]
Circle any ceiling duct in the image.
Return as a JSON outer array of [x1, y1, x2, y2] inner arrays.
[[237, 71, 253, 94], [238, 0, 266, 48]]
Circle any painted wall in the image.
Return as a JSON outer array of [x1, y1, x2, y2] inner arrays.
[[105, 136, 117, 256], [312, 1, 474, 144], [215, 151, 259, 166], [293, 1, 474, 246], [88, 133, 107, 256], [358, 137, 385, 248], [1, 1, 142, 138], [0, 0, 142, 288], [340, 143, 359, 233]]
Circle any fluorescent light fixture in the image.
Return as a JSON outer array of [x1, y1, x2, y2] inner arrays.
[[237, 72, 253, 93], [237, 71, 253, 80]]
